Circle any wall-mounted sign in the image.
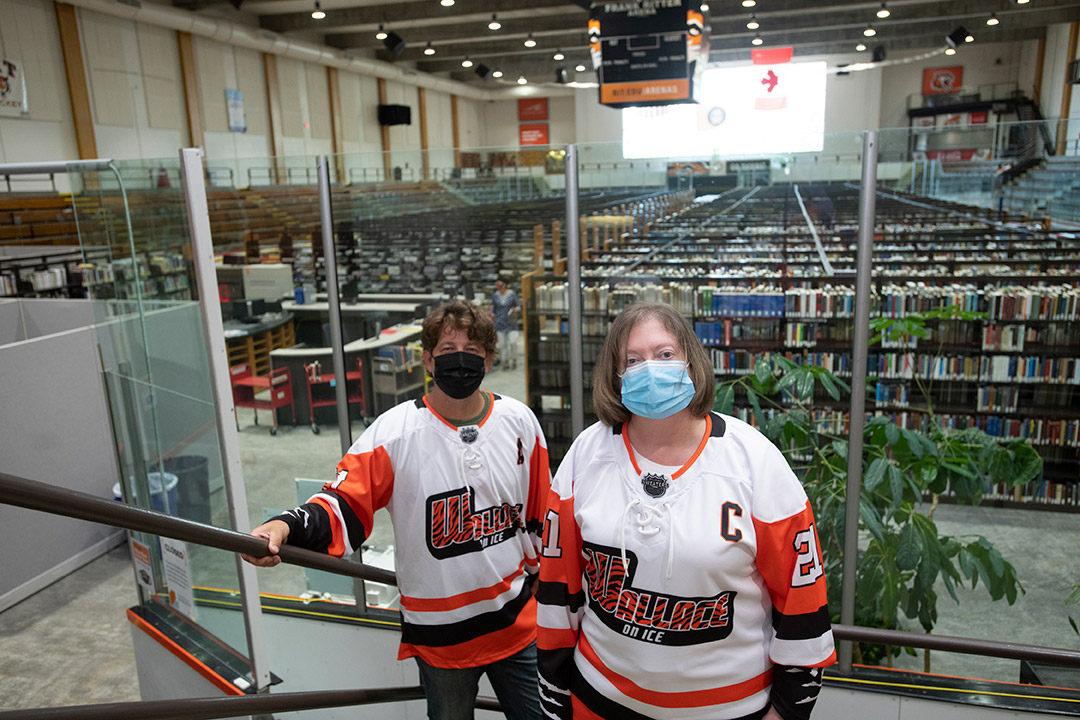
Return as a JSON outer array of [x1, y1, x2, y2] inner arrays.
[[970, 110, 988, 125], [226, 88, 246, 133], [0, 58, 29, 118], [520, 123, 549, 146], [590, 0, 709, 109], [923, 66, 963, 95], [518, 97, 548, 122]]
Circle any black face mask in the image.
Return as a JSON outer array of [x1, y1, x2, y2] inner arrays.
[[433, 351, 486, 399]]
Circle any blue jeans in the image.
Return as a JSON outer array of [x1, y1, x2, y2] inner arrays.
[[414, 641, 541, 720]]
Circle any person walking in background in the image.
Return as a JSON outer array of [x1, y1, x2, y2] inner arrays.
[[536, 302, 835, 720], [492, 278, 522, 371], [242, 300, 549, 720], [494, 278, 522, 371]]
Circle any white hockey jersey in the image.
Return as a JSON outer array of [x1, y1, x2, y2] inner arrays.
[[275, 391, 551, 668], [536, 412, 835, 719]]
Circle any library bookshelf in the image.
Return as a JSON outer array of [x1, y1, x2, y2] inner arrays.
[[522, 183, 1080, 512]]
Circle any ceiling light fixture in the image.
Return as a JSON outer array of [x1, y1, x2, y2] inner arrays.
[[488, 13, 501, 30], [1016, 0, 1029, 4], [856, 43, 867, 51], [423, 41, 435, 55], [742, 0, 755, 7], [945, 47, 956, 55], [700, 2, 709, 10], [986, 13, 999, 25], [965, 34, 975, 43], [310, 1, 325, 19], [864, 25, 877, 36], [575, 64, 586, 72], [876, 2, 890, 19], [517, 75, 528, 85], [492, 69, 503, 78], [461, 57, 473, 67], [751, 35, 763, 46], [524, 33, 537, 48], [746, 14, 759, 29], [553, 49, 565, 60], [440, 0, 454, 6], [376, 24, 387, 40]]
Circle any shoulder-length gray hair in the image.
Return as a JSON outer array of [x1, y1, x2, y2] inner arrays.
[[592, 302, 714, 426]]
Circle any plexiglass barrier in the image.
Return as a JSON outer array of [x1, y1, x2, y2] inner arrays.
[[66, 161, 252, 664], [35, 129, 1079, 692]]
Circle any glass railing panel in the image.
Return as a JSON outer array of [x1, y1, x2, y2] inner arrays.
[[69, 159, 253, 665], [566, 134, 1079, 686]]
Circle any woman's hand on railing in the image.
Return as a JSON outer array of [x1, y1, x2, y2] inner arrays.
[[240, 519, 291, 567]]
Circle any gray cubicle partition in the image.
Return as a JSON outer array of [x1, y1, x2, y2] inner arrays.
[[0, 299, 123, 611]]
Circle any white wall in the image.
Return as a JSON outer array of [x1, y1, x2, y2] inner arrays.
[[456, 95, 486, 150], [0, 0, 78, 165], [426, 89, 455, 173], [195, 36, 271, 185], [481, 94, 577, 149], [78, 8, 189, 161], [1040, 22, 1080, 151], [880, 41, 1032, 131]]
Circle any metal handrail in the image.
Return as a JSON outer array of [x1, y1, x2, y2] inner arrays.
[[0, 472, 395, 585], [3, 471, 1080, 670], [0, 686, 425, 720]]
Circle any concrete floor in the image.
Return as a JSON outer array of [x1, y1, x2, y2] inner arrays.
[[3, 359, 1080, 711]]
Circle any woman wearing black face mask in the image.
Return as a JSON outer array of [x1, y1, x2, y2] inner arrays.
[[244, 300, 550, 720]]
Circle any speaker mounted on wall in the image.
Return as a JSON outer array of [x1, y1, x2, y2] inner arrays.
[[946, 26, 968, 48], [383, 31, 406, 56], [474, 64, 492, 79], [377, 104, 412, 126]]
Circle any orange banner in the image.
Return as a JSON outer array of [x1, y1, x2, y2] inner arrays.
[[600, 78, 690, 104]]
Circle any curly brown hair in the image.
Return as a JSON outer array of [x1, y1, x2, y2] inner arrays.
[[592, 302, 715, 426], [421, 300, 498, 357]]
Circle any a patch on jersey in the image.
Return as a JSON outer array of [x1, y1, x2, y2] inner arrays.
[[426, 487, 525, 559], [459, 425, 479, 444], [582, 541, 736, 646], [640, 472, 669, 498]]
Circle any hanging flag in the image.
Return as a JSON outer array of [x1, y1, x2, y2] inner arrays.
[[752, 46, 792, 111]]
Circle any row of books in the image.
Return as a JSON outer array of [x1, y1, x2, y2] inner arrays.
[[985, 286, 1080, 321], [695, 320, 785, 346], [976, 385, 1020, 413], [974, 479, 1080, 506], [0, 273, 16, 296], [981, 324, 1027, 352]]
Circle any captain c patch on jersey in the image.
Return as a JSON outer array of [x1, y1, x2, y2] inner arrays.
[[583, 542, 736, 646], [426, 487, 525, 559]]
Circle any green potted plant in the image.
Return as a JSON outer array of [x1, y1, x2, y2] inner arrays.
[[715, 306, 1042, 668]]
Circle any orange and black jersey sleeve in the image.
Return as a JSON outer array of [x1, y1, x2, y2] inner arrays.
[[272, 444, 395, 557], [535, 465, 583, 719]]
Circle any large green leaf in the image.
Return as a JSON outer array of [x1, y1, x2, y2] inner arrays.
[[896, 523, 923, 570], [714, 384, 734, 415], [885, 422, 900, 447], [859, 495, 885, 543], [887, 463, 904, 510], [796, 370, 814, 401], [746, 387, 764, 430], [864, 457, 889, 493], [755, 360, 772, 387], [818, 371, 840, 401]]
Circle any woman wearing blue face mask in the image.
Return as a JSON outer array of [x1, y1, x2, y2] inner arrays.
[[537, 302, 835, 720]]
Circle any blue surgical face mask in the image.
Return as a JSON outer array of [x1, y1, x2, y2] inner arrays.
[[619, 360, 695, 420]]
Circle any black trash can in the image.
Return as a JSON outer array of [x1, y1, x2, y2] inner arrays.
[[162, 455, 212, 525]]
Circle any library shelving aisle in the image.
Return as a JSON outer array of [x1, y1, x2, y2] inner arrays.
[[523, 182, 1080, 512]]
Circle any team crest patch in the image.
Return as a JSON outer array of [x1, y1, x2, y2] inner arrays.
[[641, 473, 669, 498], [459, 426, 479, 444]]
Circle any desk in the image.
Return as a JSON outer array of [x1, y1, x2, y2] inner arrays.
[[223, 313, 294, 377], [271, 323, 423, 422], [282, 300, 429, 345]]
